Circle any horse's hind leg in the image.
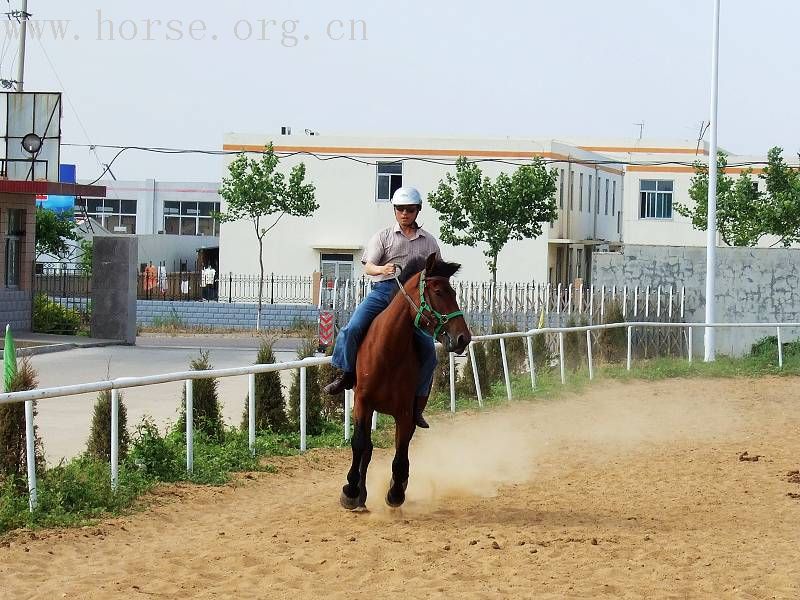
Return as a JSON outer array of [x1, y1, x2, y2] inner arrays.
[[386, 418, 414, 508], [340, 413, 373, 510]]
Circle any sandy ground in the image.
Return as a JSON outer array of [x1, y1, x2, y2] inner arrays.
[[1, 377, 799, 599]]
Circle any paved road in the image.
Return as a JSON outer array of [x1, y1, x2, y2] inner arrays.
[[6, 338, 309, 463]]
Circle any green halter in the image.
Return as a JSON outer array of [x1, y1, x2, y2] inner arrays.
[[412, 271, 465, 340]]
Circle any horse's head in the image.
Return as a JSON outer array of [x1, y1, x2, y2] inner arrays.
[[403, 253, 472, 355]]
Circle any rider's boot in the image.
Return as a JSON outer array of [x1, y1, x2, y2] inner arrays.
[[414, 395, 430, 429], [324, 371, 355, 395]]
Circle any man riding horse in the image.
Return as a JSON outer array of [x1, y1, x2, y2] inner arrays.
[[323, 186, 440, 429]]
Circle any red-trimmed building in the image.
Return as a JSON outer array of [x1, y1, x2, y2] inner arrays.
[[1, 92, 106, 332]]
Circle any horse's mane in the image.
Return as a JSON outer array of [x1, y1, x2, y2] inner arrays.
[[427, 259, 461, 279]]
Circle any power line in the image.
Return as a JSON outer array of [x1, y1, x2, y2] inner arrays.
[[62, 141, 776, 184]]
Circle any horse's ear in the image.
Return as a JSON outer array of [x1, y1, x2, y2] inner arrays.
[[425, 253, 437, 275]]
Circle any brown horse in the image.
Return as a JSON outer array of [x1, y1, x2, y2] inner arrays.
[[340, 253, 472, 510]]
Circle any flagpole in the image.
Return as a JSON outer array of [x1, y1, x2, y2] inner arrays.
[[704, 0, 721, 362]]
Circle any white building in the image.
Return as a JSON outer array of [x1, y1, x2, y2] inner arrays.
[[75, 179, 221, 271], [219, 133, 624, 285]]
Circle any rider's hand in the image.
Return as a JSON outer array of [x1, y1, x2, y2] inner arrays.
[[382, 264, 396, 276]]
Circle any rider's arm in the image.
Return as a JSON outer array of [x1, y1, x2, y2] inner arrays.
[[364, 262, 395, 276]]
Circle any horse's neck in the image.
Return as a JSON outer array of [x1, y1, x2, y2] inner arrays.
[[375, 287, 416, 342]]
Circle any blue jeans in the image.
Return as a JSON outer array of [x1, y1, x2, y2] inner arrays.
[[331, 280, 437, 397]]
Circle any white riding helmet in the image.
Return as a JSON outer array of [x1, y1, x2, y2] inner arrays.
[[391, 186, 423, 206]]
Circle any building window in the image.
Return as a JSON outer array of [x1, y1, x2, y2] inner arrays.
[[579, 173, 584, 212], [612, 181, 616, 216], [559, 169, 564, 208], [639, 180, 673, 219], [376, 162, 403, 202], [588, 175, 593, 213], [75, 198, 138, 234], [5, 208, 24, 287], [163, 201, 220, 236], [569, 172, 574, 209], [605, 179, 609, 215]]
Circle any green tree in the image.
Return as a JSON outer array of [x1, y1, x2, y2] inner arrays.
[[216, 144, 318, 329], [760, 147, 800, 247], [675, 152, 764, 247], [677, 147, 800, 247], [86, 389, 130, 461], [0, 357, 44, 490], [77, 239, 93, 275], [176, 351, 225, 443], [35, 207, 78, 261], [288, 337, 324, 435], [241, 338, 289, 432], [428, 156, 558, 286]]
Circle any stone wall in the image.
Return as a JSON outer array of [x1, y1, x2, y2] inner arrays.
[[137, 301, 318, 330], [0, 289, 31, 332], [592, 245, 800, 356]]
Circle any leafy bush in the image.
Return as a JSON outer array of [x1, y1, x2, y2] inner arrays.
[[456, 341, 488, 399], [128, 417, 183, 482], [288, 337, 324, 435], [751, 335, 800, 358], [563, 315, 589, 371], [176, 350, 225, 443], [241, 337, 290, 432], [318, 344, 344, 422], [86, 390, 130, 461], [596, 300, 627, 363], [32, 293, 83, 335], [485, 323, 527, 385], [0, 357, 44, 490]]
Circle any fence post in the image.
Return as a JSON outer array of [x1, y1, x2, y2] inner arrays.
[[622, 286, 628, 318], [526, 335, 536, 391], [688, 326, 693, 363], [557, 283, 562, 314], [248, 373, 256, 456], [344, 390, 352, 441], [777, 326, 783, 368], [185, 379, 193, 475], [626, 326, 633, 371], [499, 338, 512, 400], [25, 400, 37, 511], [558, 332, 566, 385], [449, 351, 456, 413], [270, 273, 275, 305], [111, 388, 119, 491], [586, 329, 594, 380], [468, 342, 483, 408], [372, 412, 377, 431], [300, 367, 307, 452]]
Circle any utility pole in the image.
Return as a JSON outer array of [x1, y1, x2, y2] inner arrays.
[[704, 0, 721, 362], [16, 0, 29, 91]]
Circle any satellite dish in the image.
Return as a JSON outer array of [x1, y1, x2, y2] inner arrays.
[[21, 132, 42, 154]]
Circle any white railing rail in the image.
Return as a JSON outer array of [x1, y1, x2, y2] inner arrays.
[[0, 321, 795, 511]]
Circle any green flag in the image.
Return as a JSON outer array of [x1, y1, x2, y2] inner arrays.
[[3, 324, 17, 393]]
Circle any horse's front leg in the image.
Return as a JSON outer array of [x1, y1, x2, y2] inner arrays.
[[386, 417, 414, 508], [340, 412, 373, 510]]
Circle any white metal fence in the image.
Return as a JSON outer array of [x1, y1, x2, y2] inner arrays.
[[324, 280, 688, 332], [0, 321, 795, 512]]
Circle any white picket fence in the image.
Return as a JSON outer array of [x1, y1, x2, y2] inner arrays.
[[0, 321, 794, 512]]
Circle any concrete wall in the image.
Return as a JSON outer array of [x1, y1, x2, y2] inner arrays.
[[592, 245, 800, 356], [137, 300, 318, 330], [91, 237, 138, 344], [0, 289, 31, 332]]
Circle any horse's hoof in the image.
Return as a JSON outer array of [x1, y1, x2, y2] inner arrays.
[[340, 490, 360, 511], [386, 489, 405, 508]]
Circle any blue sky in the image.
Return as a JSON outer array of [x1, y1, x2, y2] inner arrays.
[[6, 0, 800, 181]]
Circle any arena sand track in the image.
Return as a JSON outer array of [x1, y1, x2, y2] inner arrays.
[[1, 378, 799, 599]]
